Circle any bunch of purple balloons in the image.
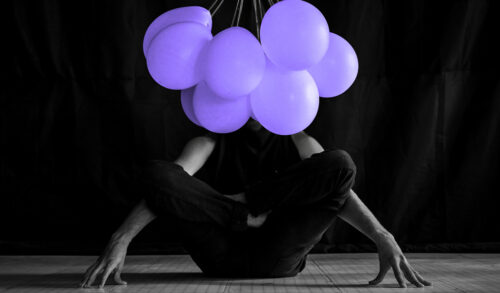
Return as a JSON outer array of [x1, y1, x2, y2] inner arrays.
[[144, 0, 358, 135]]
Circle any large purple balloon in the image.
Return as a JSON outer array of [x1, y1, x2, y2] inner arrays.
[[193, 81, 251, 133], [250, 60, 319, 135], [203, 27, 266, 99], [260, 0, 329, 70], [181, 87, 201, 126], [146, 22, 212, 90], [308, 33, 359, 98], [143, 6, 212, 57]]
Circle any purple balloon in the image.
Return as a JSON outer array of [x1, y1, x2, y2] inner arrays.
[[260, 0, 329, 70], [250, 59, 319, 135], [143, 6, 212, 57], [146, 22, 212, 90], [203, 27, 266, 99], [193, 81, 251, 133], [181, 87, 201, 126], [308, 33, 359, 98]]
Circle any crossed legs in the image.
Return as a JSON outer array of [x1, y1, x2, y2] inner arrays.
[[141, 149, 356, 277]]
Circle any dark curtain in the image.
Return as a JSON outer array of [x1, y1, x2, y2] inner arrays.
[[1, 0, 500, 254]]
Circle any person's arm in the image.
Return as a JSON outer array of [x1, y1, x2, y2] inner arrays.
[[173, 135, 216, 175], [291, 132, 430, 288], [80, 135, 216, 288], [80, 199, 154, 288], [291, 131, 324, 159], [338, 190, 431, 288]]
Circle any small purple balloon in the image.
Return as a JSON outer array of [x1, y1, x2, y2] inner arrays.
[[250, 59, 319, 135], [146, 22, 212, 90], [260, 0, 329, 70], [203, 27, 266, 99], [193, 81, 251, 133], [181, 87, 201, 126], [143, 6, 212, 57], [308, 33, 359, 98]]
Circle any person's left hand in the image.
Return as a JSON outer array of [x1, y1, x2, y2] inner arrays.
[[80, 234, 129, 288], [370, 232, 432, 288]]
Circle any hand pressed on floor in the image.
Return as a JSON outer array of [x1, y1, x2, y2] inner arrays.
[[370, 232, 432, 288], [80, 235, 129, 288]]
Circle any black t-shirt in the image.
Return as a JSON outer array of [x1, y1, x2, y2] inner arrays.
[[194, 127, 302, 194]]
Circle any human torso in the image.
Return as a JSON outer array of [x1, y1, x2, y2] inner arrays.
[[195, 128, 301, 194]]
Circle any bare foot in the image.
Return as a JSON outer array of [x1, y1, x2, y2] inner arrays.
[[247, 211, 271, 228]]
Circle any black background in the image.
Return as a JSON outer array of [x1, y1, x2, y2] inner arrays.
[[2, 0, 500, 254]]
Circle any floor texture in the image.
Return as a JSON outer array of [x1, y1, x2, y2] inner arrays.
[[0, 253, 499, 292]]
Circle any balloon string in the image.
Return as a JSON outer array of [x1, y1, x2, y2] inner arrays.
[[236, 0, 245, 26], [209, 0, 219, 12], [231, 0, 241, 26], [210, 0, 225, 17], [257, 0, 264, 21], [252, 0, 260, 39]]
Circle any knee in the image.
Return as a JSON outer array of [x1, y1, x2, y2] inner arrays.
[[315, 149, 356, 173]]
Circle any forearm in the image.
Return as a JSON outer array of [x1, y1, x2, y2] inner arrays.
[[173, 136, 215, 176], [338, 189, 391, 243], [112, 199, 157, 243]]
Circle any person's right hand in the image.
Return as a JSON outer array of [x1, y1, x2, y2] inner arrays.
[[370, 232, 431, 288], [80, 234, 129, 288]]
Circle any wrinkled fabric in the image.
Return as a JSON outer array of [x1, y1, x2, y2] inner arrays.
[[141, 149, 356, 277], [196, 127, 302, 194]]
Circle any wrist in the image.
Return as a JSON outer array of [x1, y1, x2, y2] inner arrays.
[[111, 231, 133, 244], [373, 229, 394, 246]]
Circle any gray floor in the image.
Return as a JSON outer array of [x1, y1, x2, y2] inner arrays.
[[0, 254, 499, 292]]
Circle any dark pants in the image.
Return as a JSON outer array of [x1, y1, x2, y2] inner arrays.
[[141, 149, 356, 278]]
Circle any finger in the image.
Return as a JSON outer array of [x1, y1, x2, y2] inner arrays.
[[413, 268, 432, 286], [401, 261, 423, 287], [114, 259, 127, 285], [84, 263, 104, 288], [391, 261, 407, 288], [369, 263, 390, 285], [80, 256, 105, 287], [113, 269, 127, 285], [99, 263, 114, 289], [80, 262, 97, 287]]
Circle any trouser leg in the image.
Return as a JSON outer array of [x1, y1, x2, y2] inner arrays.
[[140, 160, 252, 276], [140, 160, 249, 231], [245, 149, 357, 277], [245, 149, 356, 215]]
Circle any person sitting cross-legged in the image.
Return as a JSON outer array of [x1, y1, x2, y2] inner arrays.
[[80, 119, 431, 289]]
